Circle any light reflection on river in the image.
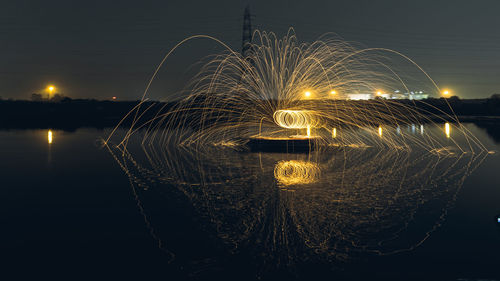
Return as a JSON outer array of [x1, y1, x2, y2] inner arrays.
[[0, 123, 499, 280]]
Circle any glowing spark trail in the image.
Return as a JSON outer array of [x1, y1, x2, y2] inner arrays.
[[107, 29, 486, 153]]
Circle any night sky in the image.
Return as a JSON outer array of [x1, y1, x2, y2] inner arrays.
[[1, 0, 499, 100]]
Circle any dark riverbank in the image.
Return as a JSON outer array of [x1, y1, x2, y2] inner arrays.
[[0, 99, 168, 131], [0, 97, 499, 132]]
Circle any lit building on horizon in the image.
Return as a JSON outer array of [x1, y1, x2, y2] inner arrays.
[[345, 90, 429, 100]]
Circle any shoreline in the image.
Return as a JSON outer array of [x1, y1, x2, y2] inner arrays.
[[1, 99, 499, 131]]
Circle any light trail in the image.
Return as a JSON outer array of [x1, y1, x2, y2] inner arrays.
[[106, 29, 487, 153]]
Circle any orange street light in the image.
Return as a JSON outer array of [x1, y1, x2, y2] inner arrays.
[[47, 85, 55, 99]]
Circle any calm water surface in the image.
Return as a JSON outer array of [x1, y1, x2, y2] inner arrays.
[[1, 124, 499, 280]]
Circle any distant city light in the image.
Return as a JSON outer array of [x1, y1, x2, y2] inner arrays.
[[112, 96, 117, 100]]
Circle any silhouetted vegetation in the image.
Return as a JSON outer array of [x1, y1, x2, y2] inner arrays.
[[0, 99, 173, 131], [405, 97, 500, 118]]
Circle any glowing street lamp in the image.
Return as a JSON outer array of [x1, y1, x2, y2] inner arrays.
[[47, 85, 55, 99]]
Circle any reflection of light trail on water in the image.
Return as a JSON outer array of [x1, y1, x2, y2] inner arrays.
[[274, 160, 320, 186], [104, 136, 488, 277]]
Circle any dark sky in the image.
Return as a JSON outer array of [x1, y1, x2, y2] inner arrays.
[[1, 0, 499, 100]]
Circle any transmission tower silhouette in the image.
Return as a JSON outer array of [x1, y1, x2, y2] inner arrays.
[[241, 5, 253, 58]]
